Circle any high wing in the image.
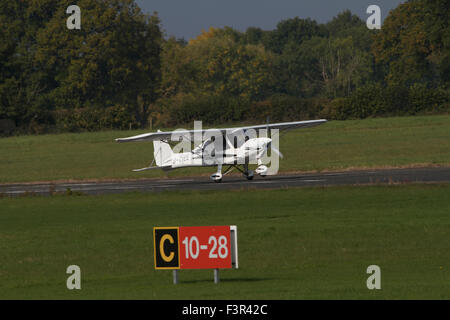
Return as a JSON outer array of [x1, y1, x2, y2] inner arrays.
[[115, 119, 327, 142]]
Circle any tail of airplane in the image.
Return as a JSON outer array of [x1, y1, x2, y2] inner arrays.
[[153, 135, 173, 167]]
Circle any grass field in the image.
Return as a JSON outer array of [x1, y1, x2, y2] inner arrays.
[[1, 184, 449, 299], [0, 114, 449, 183]]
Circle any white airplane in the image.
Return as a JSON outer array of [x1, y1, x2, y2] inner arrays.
[[115, 119, 327, 182]]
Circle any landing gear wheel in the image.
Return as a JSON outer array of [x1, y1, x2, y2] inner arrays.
[[245, 170, 254, 181], [214, 179, 222, 183]]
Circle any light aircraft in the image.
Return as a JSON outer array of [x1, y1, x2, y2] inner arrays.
[[115, 119, 327, 182]]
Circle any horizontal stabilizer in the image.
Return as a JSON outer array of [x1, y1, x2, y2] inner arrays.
[[132, 166, 169, 172]]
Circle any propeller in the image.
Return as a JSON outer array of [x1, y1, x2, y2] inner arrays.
[[264, 116, 284, 158], [266, 141, 284, 159], [271, 146, 284, 159]]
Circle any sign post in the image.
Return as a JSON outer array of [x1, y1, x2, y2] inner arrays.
[[214, 268, 220, 284], [154, 225, 238, 283]]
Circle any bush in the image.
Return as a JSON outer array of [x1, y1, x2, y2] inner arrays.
[[0, 119, 16, 136], [18, 83, 448, 134], [53, 105, 137, 132], [334, 83, 384, 119], [333, 83, 449, 119], [382, 85, 411, 115], [409, 84, 449, 114], [156, 93, 251, 127], [322, 98, 346, 120], [249, 95, 329, 122]]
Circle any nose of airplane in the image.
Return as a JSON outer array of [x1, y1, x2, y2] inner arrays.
[[263, 138, 272, 146]]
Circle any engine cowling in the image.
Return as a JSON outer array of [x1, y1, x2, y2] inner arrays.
[[255, 165, 268, 176]]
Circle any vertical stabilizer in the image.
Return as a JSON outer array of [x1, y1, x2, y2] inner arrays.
[[153, 133, 173, 166]]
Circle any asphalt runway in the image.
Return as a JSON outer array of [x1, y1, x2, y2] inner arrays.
[[1, 167, 449, 197]]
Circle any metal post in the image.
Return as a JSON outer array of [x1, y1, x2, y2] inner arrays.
[[173, 270, 179, 285], [214, 268, 220, 284]]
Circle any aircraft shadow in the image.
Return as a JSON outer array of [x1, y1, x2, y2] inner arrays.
[[179, 277, 273, 284]]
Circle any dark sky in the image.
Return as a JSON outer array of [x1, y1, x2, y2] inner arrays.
[[135, 0, 404, 40]]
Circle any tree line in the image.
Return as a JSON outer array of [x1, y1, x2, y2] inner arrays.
[[0, 0, 448, 135]]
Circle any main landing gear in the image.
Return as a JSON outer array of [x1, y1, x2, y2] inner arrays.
[[209, 164, 258, 182]]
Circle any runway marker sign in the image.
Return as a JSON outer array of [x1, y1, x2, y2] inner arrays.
[[154, 226, 238, 270], [154, 227, 180, 269]]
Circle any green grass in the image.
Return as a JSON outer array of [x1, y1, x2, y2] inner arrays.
[[0, 114, 449, 183], [1, 184, 449, 299]]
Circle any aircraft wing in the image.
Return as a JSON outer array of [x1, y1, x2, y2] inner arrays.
[[238, 119, 327, 132], [116, 129, 204, 142], [115, 119, 327, 142]]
